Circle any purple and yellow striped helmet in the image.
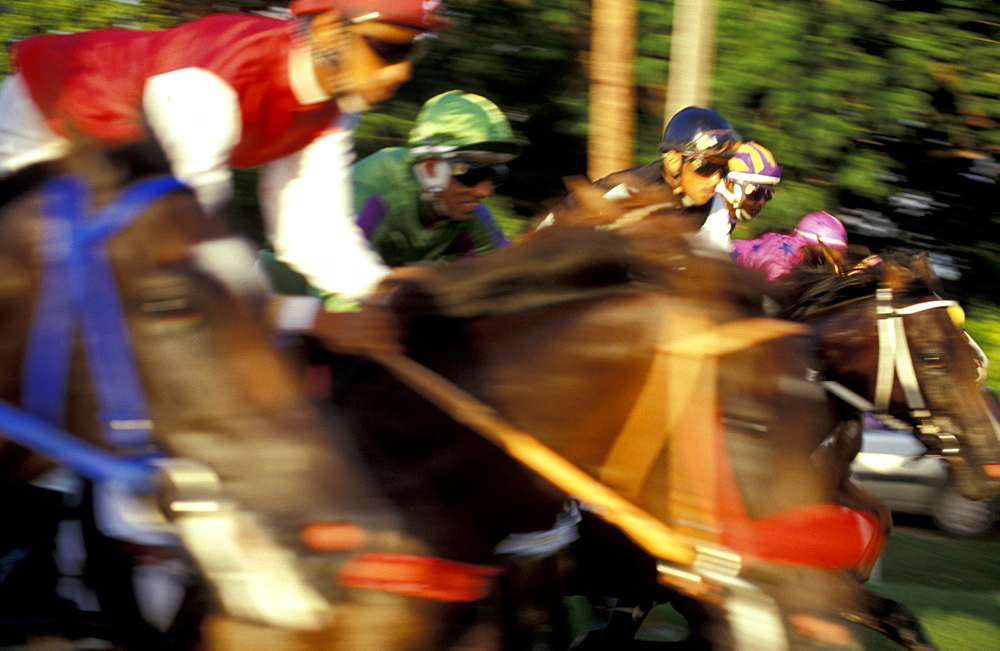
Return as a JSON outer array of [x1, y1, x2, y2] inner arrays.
[[721, 141, 781, 221], [727, 141, 782, 185]]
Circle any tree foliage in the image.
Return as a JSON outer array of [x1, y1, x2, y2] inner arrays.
[[0, 1, 171, 76]]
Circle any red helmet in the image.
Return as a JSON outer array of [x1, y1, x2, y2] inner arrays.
[[289, 0, 452, 32]]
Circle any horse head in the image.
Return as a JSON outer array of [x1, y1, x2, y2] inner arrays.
[[783, 250, 1000, 501], [0, 140, 451, 647]]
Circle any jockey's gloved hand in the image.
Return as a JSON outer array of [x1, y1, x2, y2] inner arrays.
[[307, 293, 403, 357], [267, 292, 402, 357], [314, 267, 441, 357], [322, 294, 363, 313]]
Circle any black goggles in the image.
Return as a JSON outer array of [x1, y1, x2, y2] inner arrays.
[[686, 156, 728, 178], [452, 164, 507, 188], [360, 34, 428, 65], [745, 185, 775, 202]]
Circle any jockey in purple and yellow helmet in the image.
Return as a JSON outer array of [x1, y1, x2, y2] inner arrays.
[[719, 140, 782, 224]]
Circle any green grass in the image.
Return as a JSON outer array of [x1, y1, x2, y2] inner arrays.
[[965, 300, 1000, 395], [861, 515, 1000, 650], [563, 516, 1000, 649]]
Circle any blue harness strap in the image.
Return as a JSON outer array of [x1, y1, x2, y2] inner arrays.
[[3, 173, 186, 491], [0, 399, 154, 491]]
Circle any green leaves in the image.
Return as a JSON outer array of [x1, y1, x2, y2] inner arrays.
[[0, 0, 173, 76]]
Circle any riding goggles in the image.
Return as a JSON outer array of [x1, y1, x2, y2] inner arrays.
[[686, 156, 729, 178], [451, 162, 508, 187], [729, 180, 775, 203], [360, 33, 433, 65]]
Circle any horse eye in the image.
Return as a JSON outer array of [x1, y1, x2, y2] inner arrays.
[[922, 355, 946, 369], [141, 297, 195, 316]]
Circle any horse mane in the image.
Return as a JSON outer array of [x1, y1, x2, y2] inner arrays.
[[61, 139, 173, 195], [780, 247, 941, 321], [391, 226, 671, 317], [0, 138, 172, 213], [392, 184, 766, 320]]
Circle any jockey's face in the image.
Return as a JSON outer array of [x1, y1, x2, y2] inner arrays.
[[438, 175, 495, 221], [662, 151, 725, 207], [310, 12, 422, 108]]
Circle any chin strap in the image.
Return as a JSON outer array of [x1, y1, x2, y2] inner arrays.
[[335, 93, 371, 113], [716, 181, 742, 217], [412, 158, 452, 216], [668, 158, 708, 208], [669, 171, 698, 207]]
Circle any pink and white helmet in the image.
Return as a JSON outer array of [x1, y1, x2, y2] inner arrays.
[[793, 211, 849, 249]]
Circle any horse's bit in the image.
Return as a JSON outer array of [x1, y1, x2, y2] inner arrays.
[[809, 285, 963, 457]]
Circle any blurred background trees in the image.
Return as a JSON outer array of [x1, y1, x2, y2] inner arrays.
[[2, 0, 997, 387]]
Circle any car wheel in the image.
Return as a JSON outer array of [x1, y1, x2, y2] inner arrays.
[[930, 480, 997, 537]]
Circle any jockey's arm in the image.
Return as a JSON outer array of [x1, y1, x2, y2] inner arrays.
[[464, 204, 510, 256], [690, 194, 734, 254], [259, 118, 390, 302], [142, 68, 240, 215]]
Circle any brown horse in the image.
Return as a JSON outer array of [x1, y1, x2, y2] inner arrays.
[[330, 217, 897, 648], [756, 248, 1000, 649], [332, 181, 1000, 648], [0, 142, 492, 649], [781, 249, 1000, 516]]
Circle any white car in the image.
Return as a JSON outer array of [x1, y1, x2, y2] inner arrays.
[[850, 426, 999, 537]]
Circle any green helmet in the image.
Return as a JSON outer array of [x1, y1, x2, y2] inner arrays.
[[407, 91, 526, 164]]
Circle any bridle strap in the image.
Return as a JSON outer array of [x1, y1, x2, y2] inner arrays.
[[873, 287, 898, 410], [21, 174, 184, 458], [815, 288, 959, 434], [0, 399, 155, 491]]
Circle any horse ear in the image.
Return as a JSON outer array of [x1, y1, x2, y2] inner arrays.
[[910, 251, 944, 291], [550, 175, 623, 227], [881, 257, 910, 291]]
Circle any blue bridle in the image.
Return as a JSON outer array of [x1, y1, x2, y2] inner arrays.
[[0, 173, 186, 493]]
